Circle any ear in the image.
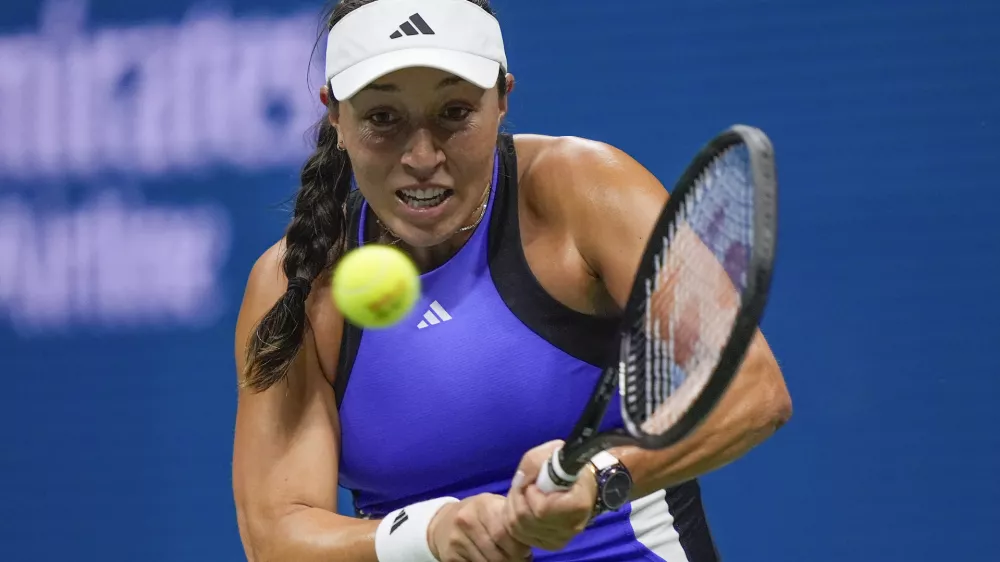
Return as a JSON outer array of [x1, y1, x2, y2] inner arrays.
[[320, 84, 343, 133], [498, 73, 515, 123]]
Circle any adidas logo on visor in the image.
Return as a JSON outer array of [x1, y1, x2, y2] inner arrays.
[[389, 13, 435, 39]]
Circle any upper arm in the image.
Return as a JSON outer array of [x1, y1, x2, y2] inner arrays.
[[232, 242, 343, 556]]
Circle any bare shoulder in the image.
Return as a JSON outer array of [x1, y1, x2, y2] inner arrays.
[[513, 134, 668, 218], [243, 240, 288, 305], [235, 241, 288, 369], [512, 134, 670, 308], [235, 240, 341, 385]]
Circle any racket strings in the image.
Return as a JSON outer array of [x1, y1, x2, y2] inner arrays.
[[624, 144, 755, 435]]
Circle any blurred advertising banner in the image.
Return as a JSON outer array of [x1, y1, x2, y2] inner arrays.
[[0, 0, 323, 337]]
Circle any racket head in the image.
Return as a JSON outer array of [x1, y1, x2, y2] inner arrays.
[[616, 124, 778, 450]]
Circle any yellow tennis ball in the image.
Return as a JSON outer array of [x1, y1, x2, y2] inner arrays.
[[331, 244, 421, 329]]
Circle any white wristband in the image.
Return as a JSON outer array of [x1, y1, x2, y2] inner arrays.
[[375, 497, 459, 562]]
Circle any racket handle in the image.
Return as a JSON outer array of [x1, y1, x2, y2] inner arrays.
[[536, 449, 577, 494]]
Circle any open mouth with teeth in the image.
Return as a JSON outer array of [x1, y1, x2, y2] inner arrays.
[[396, 188, 455, 209]]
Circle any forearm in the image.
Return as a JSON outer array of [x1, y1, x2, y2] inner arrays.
[[246, 507, 381, 562], [613, 408, 785, 499], [614, 333, 792, 498]]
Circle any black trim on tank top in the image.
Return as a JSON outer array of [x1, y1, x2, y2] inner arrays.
[[663, 480, 722, 561], [486, 134, 618, 368], [334, 189, 366, 409]]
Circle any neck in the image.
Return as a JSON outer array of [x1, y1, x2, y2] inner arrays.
[[404, 230, 478, 272]]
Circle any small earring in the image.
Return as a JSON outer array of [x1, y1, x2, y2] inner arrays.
[[336, 141, 345, 151]]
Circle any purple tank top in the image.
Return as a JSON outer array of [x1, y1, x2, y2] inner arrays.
[[336, 140, 719, 562]]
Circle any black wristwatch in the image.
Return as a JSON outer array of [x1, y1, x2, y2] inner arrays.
[[587, 451, 632, 518]]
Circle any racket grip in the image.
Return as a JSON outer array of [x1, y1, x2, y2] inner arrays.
[[536, 449, 577, 494]]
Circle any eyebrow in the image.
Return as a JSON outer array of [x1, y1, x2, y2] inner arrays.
[[361, 76, 465, 93]]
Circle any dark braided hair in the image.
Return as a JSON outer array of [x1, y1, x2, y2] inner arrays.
[[242, 0, 506, 392]]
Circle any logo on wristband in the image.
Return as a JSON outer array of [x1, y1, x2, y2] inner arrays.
[[390, 510, 409, 534]]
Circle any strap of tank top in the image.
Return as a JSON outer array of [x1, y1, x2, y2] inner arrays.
[[334, 189, 366, 408], [487, 132, 619, 367]]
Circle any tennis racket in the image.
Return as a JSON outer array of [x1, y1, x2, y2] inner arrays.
[[536, 124, 778, 493]]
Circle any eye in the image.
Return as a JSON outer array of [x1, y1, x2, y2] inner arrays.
[[367, 109, 401, 127], [441, 105, 472, 121]]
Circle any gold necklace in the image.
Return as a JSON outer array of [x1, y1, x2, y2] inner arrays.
[[374, 181, 491, 246]]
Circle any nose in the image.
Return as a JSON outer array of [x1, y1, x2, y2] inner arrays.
[[401, 128, 444, 180]]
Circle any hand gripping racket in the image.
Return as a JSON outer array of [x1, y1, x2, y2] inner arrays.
[[536, 124, 778, 493]]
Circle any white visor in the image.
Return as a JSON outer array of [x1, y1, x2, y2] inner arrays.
[[325, 0, 508, 100]]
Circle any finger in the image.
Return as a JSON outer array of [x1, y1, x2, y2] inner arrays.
[[526, 483, 590, 530], [526, 480, 588, 514], [523, 485, 553, 524], [451, 503, 492, 562], [523, 486, 582, 545], [456, 528, 492, 562], [506, 473, 549, 543], [469, 511, 523, 562], [510, 470, 527, 493], [504, 487, 532, 544], [506, 488, 562, 550], [506, 501, 552, 551], [514, 440, 564, 487], [510, 476, 549, 530], [483, 501, 532, 561]]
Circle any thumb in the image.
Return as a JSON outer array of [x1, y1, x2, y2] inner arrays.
[[514, 440, 565, 490]]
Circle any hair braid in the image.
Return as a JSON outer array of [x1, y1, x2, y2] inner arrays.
[[241, 105, 352, 392]]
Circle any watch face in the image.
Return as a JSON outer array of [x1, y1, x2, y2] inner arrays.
[[601, 471, 632, 509]]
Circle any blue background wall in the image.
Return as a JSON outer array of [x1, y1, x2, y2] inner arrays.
[[2, 0, 998, 560]]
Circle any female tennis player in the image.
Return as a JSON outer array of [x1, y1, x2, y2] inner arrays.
[[232, 0, 792, 561]]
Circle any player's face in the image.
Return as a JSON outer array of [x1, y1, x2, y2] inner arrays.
[[333, 67, 508, 248]]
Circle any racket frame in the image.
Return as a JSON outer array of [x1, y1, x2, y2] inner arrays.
[[550, 124, 779, 481]]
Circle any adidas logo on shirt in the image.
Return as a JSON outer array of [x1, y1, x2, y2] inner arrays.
[[389, 13, 436, 39], [417, 300, 452, 329]]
